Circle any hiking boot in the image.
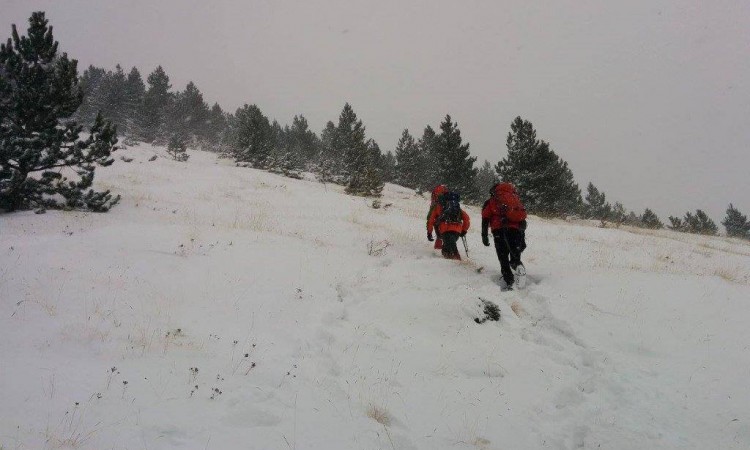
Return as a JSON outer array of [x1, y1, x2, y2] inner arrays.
[[512, 264, 527, 289]]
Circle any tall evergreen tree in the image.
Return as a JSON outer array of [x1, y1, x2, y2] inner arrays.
[[475, 160, 499, 200], [640, 208, 663, 229], [495, 117, 581, 216], [169, 81, 210, 145], [316, 120, 341, 183], [336, 103, 367, 180], [345, 138, 383, 197], [141, 66, 172, 142], [287, 115, 319, 165], [0, 12, 119, 212], [416, 125, 439, 192], [722, 204, 750, 239], [123, 66, 145, 139], [100, 64, 128, 132], [205, 102, 227, 147], [229, 104, 274, 167], [394, 129, 421, 189], [380, 151, 396, 184], [434, 115, 478, 202], [321, 103, 383, 196], [584, 182, 611, 220], [76, 65, 107, 124]]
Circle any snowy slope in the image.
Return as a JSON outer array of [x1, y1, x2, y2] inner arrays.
[[1, 145, 749, 450]]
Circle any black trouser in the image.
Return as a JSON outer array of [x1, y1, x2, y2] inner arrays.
[[441, 231, 461, 260], [492, 228, 524, 285]]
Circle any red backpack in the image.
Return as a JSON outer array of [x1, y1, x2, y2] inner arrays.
[[493, 183, 527, 223]]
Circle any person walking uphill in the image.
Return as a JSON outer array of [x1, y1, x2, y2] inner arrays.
[[481, 182, 528, 289], [427, 191, 470, 260], [426, 184, 448, 250]]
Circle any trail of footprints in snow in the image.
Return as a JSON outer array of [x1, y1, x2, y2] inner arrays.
[[512, 287, 618, 447]]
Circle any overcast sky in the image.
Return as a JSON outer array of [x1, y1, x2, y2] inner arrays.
[[4, 0, 749, 222]]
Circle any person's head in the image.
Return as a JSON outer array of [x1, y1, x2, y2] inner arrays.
[[432, 184, 448, 202], [491, 182, 516, 198]]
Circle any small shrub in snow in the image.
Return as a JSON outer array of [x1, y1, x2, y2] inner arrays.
[[167, 135, 190, 162], [366, 404, 391, 426], [474, 298, 501, 324]]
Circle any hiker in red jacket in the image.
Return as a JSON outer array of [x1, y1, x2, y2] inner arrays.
[[425, 184, 448, 250], [481, 183, 527, 289], [427, 191, 470, 260]]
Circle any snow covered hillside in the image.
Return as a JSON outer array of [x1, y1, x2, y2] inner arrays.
[[2, 145, 749, 450]]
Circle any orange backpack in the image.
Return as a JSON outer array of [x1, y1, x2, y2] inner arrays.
[[493, 183, 527, 223]]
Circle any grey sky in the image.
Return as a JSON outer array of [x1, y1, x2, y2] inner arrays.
[[3, 0, 749, 222]]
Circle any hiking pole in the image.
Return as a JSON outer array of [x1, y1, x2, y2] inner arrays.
[[461, 235, 469, 258]]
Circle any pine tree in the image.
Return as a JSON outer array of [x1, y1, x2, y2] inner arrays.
[[610, 202, 627, 226], [0, 12, 119, 212], [624, 211, 641, 226], [380, 151, 396, 184], [167, 135, 189, 162], [496, 117, 582, 216], [434, 115, 478, 203], [668, 216, 685, 231], [475, 160, 499, 200], [170, 81, 209, 145], [722, 204, 750, 239], [641, 208, 663, 229], [101, 64, 128, 133], [76, 65, 107, 124], [316, 120, 341, 183], [229, 104, 274, 168], [394, 129, 421, 189], [141, 66, 172, 143], [683, 209, 718, 235], [267, 121, 304, 178], [123, 67, 145, 140], [337, 103, 367, 180], [583, 182, 612, 220], [416, 125, 439, 192], [322, 103, 383, 196], [205, 103, 227, 147], [287, 115, 319, 167], [346, 138, 383, 197]]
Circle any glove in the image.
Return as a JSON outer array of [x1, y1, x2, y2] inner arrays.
[[427, 232, 434, 242], [482, 234, 490, 247], [460, 230, 467, 237]]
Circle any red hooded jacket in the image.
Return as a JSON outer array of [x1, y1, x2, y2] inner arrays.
[[481, 183, 527, 231]]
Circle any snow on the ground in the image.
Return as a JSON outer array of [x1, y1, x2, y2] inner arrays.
[[1, 144, 749, 450]]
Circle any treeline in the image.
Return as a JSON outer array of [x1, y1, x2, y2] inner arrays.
[[74, 63, 483, 198], [73, 63, 750, 239], [579, 172, 748, 238], [75, 65, 226, 148]]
